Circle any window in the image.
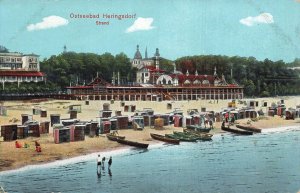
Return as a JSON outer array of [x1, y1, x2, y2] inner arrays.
[[145, 73, 148, 77]]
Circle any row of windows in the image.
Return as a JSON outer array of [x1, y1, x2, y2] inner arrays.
[[29, 64, 38, 69], [0, 57, 38, 63], [0, 64, 22, 69], [0, 57, 22, 63], [0, 76, 43, 81]]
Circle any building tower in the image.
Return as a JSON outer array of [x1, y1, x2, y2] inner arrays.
[[63, 45, 67, 53], [145, 46, 148, 59], [214, 66, 217, 76], [173, 62, 176, 73], [132, 45, 143, 68], [155, 48, 160, 70]]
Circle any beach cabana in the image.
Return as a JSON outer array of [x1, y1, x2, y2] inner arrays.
[[70, 125, 85, 141], [102, 121, 111, 133], [32, 107, 41, 115], [27, 123, 40, 137], [1, 124, 17, 141], [68, 104, 82, 113], [54, 127, 70, 144], [109, 118, 117, 130], [229, 111, 239, 120], [103, 103, 110, 111], [174, 115, 183, 127], [117, 116, 129, 129], [99, 110, 112, 118], [40, 110, 47, 117], [17, 125, 28, 139], [143, 108, 154, 115], [69, 110, 77, 119], [50, 114, 61, 126], [21, 114, 33, 125], [0, 105, 7, 116], [39, 121, 50, 134], [61, 118, 79, 126], [143, 115, 154, 127], [285, 109, 295, 120], [129, 105, 136, 112], [133, 116, 144, 129]]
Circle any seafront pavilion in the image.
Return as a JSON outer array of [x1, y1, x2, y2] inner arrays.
[[66, 83, 243, 101]]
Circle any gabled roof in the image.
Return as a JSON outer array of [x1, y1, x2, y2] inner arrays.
[[87, 77, 110, 86]]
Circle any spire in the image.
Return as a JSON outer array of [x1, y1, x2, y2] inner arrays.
[[134, 45, 142, 59], [195, 70, 198, 76], [117, 71, 120, 85], [63, 45, 67, 53], [186, 70, 189, 76], [173, 62, 176, 73], [145, 46, 148, 59], [155, 48, 160, 57], [214, 66, 217, 76], [155, 48, 160, 70]]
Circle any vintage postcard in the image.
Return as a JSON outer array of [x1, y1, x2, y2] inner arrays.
[[0, 0, 300, 193]]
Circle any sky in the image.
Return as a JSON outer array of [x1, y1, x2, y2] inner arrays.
[[0, 0, 300, 62]]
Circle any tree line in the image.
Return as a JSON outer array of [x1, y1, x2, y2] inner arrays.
[[0, 44, 299, 97], [175, 55, 300, 97]]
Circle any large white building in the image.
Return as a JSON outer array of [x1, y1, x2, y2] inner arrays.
[[0, 52, 45, 83]]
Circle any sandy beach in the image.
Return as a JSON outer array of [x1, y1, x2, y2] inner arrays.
[[0, 96, 299, 172]]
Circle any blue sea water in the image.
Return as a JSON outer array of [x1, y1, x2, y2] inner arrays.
[[1, 127, 300, 193]]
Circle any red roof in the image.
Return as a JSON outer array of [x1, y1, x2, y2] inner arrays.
[[0, 70, 45, 77], [145, 66, 165, 73], [170, 74, 215, 84]]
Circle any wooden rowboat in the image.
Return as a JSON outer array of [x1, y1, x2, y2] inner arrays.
[[183, 129, 213, 141], [166, 133, 198, 142], [236, 124, 261, 133], [186, 125, 211, 133], [150, 133, 180, 145], [221, 126, 253, 135], [106, 133, 125, 141], [115, 138, 149, 149]]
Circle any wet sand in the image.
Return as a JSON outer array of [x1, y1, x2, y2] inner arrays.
[[0, 96, 299, 172]]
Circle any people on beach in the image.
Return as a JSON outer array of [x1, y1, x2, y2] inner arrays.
[[35, 140, 42, 152], [101, 157, 106, 170], [97, 154, 102, 167], [222, 120, 225, 127], [97, 154, 102, 175], [231, 114, 235, 125], [23, 142, 30, 148], [108, 156, 112, 168], [209, 119, 213, 129], [15, 141, 22, 148]]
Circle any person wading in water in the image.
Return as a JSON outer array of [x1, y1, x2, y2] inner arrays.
[[97, 154, 102, 175]]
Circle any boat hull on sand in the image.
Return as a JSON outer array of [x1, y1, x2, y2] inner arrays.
[[150, 133, 180, 144], [236, 124, 261, 133], [166, 133, 198, 142], [221, 126, 253, 135], [115, 138, 149, 148], [106, 133, 126, 141], [183, 129, 213, 141]]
